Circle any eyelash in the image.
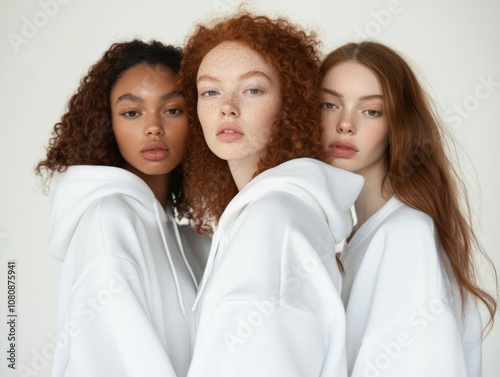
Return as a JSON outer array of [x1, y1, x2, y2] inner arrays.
[[245, 88, 261, 95], [320, 103, 382, 117], [363, 109, 381, 116], [121, 110, 140, 118], [201, 90, 218, 97], [199, 88, 263, 97], [120, 109, 183, 117], [321, 103, 338, 109], [165, 109, 183, 115]]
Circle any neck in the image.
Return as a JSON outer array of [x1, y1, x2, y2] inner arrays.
[[353, 166, 392, 232], [145, 175, 170, 208], [228, 159, 259, 191], [124, 164, 170, 208]]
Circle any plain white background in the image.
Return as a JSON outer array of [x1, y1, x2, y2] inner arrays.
[[1, 0, 499, 376]]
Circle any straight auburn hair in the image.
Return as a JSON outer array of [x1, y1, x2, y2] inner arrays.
[[321, 41, 497, 331]]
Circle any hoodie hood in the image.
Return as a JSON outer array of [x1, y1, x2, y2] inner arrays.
[[48, 165, 197, 314], [221, 158, 364, 244], [192, 158, 363, 310], [48, 165, 163, 261]]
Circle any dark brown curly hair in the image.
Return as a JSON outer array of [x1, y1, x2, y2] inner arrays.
[[35, 39, 189, 217], [179, 13, 325, 233]]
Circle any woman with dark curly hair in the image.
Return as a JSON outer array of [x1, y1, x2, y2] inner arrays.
[[36, 40, 210, 377], [179, 13, 363, 376]]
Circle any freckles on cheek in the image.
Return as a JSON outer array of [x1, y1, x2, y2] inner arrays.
[[197, 101, 217, 127]]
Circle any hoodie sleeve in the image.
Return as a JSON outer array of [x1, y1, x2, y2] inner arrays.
[[51, 196, 177, 377], [188, 192, 347, 377]]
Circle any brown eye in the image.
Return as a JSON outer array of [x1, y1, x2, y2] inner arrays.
[[122, 111, 140, 117], [165, 109, 182, 115]]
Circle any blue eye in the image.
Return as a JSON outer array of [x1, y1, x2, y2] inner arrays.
[[364, 109, 380, 116], [321, 103, 337, 109], [202, 90, 218, 97], [247, 88, 260, 94]]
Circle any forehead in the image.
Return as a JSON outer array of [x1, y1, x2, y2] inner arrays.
[[111, 63, 176, 95], [197, 41, 275, 77], [323, 61, 382, 96]]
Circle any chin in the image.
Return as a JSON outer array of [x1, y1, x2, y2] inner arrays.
[[331, 160, 355, 172]]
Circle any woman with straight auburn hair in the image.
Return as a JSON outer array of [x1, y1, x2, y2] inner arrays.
[[320, 41, 497, 377], [179, 13, 364, 377]]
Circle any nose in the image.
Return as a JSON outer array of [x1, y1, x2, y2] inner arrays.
[[336, 110, 355, 134], [220, 94, 239, 117], [145, 114, 165, 136]]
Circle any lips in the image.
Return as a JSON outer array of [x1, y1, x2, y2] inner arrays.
[[216, 123, 244, 142], [329, 139, 358, 158], [141, 141, 169, 161]]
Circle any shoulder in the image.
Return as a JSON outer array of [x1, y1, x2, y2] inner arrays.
[[78, 194, 150, 242], [64, 196, 146, 281], [350, 200, 439, 265], [245, 191, 318, 220], [381, 201, 435, 236], [363, 201, 440, 268], [86, 194, 145, 222], [233, 191, 327, 237]]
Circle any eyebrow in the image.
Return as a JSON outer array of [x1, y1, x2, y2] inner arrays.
[[321, 88, 383, 101], [115, 90, 182, 104], [197, 70, 272, 83]]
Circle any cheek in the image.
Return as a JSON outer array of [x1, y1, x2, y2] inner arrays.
[[169, 123, 189, 150], [258, 101, 281, 134], [112, 124, 132, 149], [320, 113, 338, 141], [197, 100, 215, 127], [369, 128, 389, 155]]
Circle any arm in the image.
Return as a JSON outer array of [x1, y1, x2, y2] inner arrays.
[[52, 197, 177, 377], [349, 211, 480, 377]]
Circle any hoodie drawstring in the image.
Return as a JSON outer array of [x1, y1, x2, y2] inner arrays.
[[154, 201, 186, 315], [192, 227, 222, 311], [170, 213, 199, 290]]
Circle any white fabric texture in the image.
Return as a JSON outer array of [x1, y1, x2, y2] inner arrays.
[[341, 197, 482, 377], [187, 158, 364, 377], [48, 165, 211, 377]]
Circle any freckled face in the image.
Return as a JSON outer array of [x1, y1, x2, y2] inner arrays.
[[110, 63, 189, 181], [196, 41, 282, 172], [321, 61, 388, 178]]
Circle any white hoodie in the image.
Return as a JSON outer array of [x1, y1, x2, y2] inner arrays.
[[187, 158, 364, 377], [341, 197, 483, 377], [48, 166, 211, 377]]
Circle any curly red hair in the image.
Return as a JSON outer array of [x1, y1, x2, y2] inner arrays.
[[179, 13, 325, 233], [36, 40, 189, 217]]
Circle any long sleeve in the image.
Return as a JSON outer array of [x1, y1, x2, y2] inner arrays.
[[51, 196, 178, 377], [345, 208, 481, 377]]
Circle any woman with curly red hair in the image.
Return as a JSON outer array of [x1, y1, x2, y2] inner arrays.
[[320, 41, 497, 376], [36, 40, 210, 377], [179, 13, 363, 376]]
